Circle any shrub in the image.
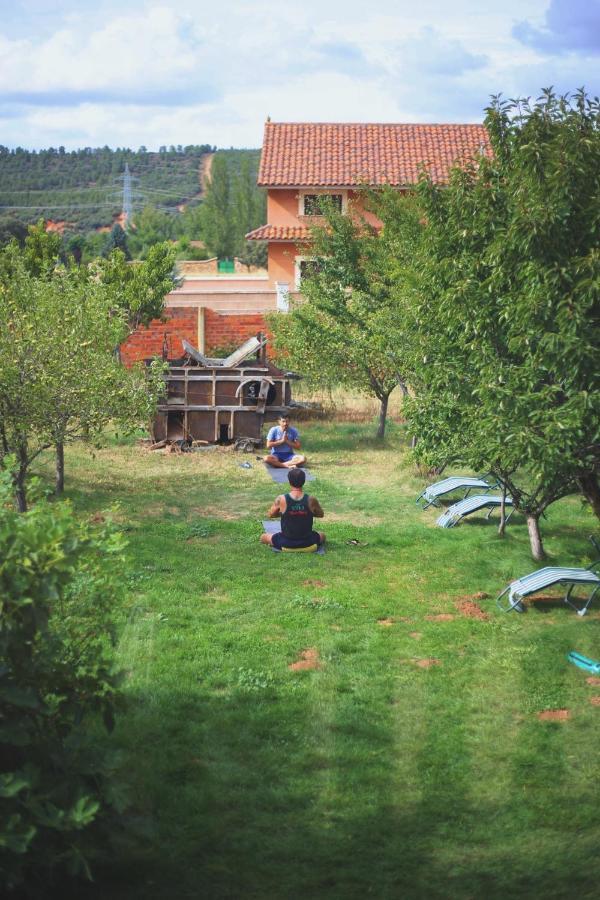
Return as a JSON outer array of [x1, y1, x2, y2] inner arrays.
[[0, 475, 126, 893]]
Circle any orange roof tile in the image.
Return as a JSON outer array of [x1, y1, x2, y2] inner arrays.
[[258, 122, 490, 187], [246, 224, 311, 242]]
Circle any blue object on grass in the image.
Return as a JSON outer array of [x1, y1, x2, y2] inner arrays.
[[567, 651, 600, 675]]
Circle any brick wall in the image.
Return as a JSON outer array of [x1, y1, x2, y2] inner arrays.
[[120, 307, 198, 365], [204, 309, 268, 354], [120, 306, 271, 365]]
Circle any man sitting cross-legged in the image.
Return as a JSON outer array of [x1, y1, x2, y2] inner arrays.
[[264, 415, 306, 469], [260, 467, 325, 551]]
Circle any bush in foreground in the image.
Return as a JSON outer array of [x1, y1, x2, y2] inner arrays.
[[0, 476, 126, 893]]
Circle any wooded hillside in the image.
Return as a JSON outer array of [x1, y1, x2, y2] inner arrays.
[[0, 146, 265, 264]]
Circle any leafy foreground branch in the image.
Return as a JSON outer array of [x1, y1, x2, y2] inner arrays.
[[0, 476, 127, 893]]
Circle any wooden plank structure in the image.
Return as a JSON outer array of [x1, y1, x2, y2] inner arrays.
[[152, 334, 297, 445]]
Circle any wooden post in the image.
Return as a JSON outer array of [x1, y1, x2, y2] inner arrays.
[[198, 306, 205, 353]]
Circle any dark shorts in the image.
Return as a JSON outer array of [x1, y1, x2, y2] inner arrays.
[[271, 530, 322, 550], [272, 451, 295, 463]]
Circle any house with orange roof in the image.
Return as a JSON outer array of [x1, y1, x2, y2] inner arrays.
[[245, 121, 490, 306], [121, 122, 489, 364]]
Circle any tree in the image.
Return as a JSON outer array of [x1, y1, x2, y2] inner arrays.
[[102, 223, 130, 260], [0, 248, 165, 508], [201, 154, 235, 258], [128, 206, 175, 259], [268, 200, 415, 438], [396, 89, 600, 559], [0, 474, 126, 891], [96, 241, 178, 332]]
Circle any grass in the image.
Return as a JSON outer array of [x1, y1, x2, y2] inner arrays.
[[38, 418, 600, 900]]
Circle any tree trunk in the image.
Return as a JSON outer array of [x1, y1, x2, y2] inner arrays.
[[55, 442, 65, 496], [13, 441, 28, 512], [526, 514, 545, 561], [579, 472, 600, 520], [376, 394, 389, 439], [498, 484, 507, 537], [14, 479, 27, 512]]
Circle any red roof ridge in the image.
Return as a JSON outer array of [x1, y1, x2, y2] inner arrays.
[[265, 121, 484, 127]]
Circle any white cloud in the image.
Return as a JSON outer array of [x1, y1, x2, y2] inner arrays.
[[1, 0, 598, 149]]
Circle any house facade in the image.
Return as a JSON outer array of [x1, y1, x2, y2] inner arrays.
[[121, 122, 489, 364], [246, 122, 489, 300]]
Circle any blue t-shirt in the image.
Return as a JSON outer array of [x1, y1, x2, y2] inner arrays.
[[267, 425, 299, 459]]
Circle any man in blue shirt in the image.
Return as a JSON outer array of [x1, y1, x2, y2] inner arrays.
[[264, 415, 307, 468]]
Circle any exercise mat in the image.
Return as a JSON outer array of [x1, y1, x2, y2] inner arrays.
[[264, 465, 315, 483]]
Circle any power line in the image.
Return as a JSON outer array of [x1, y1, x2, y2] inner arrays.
[[0, 203, 119, 210]]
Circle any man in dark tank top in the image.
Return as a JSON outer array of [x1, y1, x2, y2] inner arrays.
[[260, 467, 325, 550]]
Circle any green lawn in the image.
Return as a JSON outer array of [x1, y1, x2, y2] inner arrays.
[[44, 420, 600, 899]]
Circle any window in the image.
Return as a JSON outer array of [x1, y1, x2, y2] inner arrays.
[[295, 256, 321, 288], [301, 193, 344, 216]]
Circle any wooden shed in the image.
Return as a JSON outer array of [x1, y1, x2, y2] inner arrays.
[[152, 335, 297, 445]]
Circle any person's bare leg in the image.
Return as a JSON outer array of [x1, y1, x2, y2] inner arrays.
[[283, 454, 307, 468], [263, 454, 287, 468], [318, 532, 326, 544], [260, 533, 274, 545]]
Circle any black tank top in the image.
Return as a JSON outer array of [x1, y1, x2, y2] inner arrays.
[[281, 493, 313, 540]]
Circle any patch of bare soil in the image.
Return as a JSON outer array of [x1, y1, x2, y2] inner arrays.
[[409, 631, 423, 640], [200, 152, 214, 192], [586, 676, 600, 686], [456, 600, 490, 620], [302, 579, 326, 588], [45, 219, 74, 234], [537, 709, 571, 721], [425, 613, 455, 622], [590, 696, 600, 706], [414, 658, 441, 669], [378, 618, 395, 627], [289, 648, 321, 671], [89, 512, 106, 524]]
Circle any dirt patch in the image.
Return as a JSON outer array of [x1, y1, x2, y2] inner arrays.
[[289, 648, 321, 671], [190, 505, 242, 521], [89, 512, 106, 524], [409, 631, 423, 640], [378, 618, 395, 627], [303, 579, 326, 588], [425, 613, 455, 622], [456, 600, 490, 620], [537, 709, 571, 721], [590, 696, 600, 706], [414, 658, 441, 669], [586, 676, 600, 686]]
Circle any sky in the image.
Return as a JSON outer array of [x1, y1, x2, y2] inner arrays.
[[0, 0, 598, 150]]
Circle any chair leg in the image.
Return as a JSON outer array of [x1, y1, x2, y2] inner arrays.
[[564, 584, 600, 616]]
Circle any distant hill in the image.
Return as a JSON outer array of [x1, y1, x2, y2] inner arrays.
[[0, 145, 261, 236]]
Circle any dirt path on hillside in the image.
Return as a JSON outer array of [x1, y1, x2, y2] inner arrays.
[[200, 152, 214, 194]]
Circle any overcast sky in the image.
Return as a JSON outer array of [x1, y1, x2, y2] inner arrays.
[[1, 0, 598, 150]]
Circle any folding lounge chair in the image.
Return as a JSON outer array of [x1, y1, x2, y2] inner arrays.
[[496, 566, 600, 616], [417, 475, 498, 510], [436, 495, 513, 528]]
